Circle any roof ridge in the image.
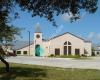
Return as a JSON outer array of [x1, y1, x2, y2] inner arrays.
[[47, 32, 91, 42]]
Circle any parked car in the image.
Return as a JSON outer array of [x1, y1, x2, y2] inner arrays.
[[7, 52, 17, 57]]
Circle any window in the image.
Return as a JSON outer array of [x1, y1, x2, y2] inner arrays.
[[23, 51, 27, 55], [17, 51, 21, 54], [97, 52, 100, 55], [68, 46, 71, 55], [92, 52, 95, 56], [64, 41, 72, 55], [75, 49, 80, 55], [55, 48, 60, 55], [64, 46, 67, 55], [64, 42, 67, 45], [36, 34, 40, 38], [68, 41, 71, 45]]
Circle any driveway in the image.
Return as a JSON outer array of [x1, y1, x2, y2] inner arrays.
[[5, 56, 100, 70]]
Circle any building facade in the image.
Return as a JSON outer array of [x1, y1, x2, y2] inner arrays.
[[13, 26, 92, 57], [92, 45, 100, 56]]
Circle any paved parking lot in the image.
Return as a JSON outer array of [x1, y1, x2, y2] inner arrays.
[[5, 56, 100, 70]]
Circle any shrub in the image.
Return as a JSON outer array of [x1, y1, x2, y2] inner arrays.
[[60, 55, 81, 58], [49, 54, 55, 57], [81, 54, 87, 57], [92, 52, 95, 56]]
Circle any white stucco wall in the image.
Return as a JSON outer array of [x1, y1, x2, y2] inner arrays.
[[48, 33, 85, 56], [43, 41, 50, 56], [15, 32, 92, 57], [84, 42, 92, 56], [16, 44, 34, 56]]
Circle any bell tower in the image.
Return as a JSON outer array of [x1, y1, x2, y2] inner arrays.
[[34, 24, 43, 56], [34, 24, 42, 45]]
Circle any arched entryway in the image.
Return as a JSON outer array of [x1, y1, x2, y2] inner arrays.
[[64, 41, 72, 55], [35, 44, 44, 56], [35, 44, 40, 56]]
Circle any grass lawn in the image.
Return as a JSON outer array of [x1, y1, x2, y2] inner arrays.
[[0, 62, 100, 80]]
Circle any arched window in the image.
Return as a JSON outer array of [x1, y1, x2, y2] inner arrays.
[[64, 42, 67, 45], [64, 41, 71, 45], [64, 41, 72, 55], [68, 41, 71, 45]]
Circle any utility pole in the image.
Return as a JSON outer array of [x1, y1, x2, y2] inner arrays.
[[28, 31, 30, 56]]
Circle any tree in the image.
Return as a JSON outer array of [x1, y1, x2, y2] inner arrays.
[[0, 26, 19, 72], [0, 2, 20, 72], [0, 24, 20, 73], [0, 46, 10, 72], [0, 0, 98, 26], [0, 0, 98, 72], [15, 0, 98, 26]]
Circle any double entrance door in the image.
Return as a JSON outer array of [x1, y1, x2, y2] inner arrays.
[[64, 46, 71, 55]]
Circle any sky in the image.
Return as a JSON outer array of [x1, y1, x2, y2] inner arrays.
[[10, 1, 100, 44]]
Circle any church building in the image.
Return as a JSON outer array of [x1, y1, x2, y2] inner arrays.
[[13, 25, 92, 57]]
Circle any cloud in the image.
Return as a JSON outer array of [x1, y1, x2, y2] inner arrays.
[[61, 13, 73, 21], [96, 34, 100, 40], [87, 32, 100, 42], [88, 32, 95, 39], [81, 12, 87, 19], [49, 25, 64, 38], [61, 12, 87, 22]]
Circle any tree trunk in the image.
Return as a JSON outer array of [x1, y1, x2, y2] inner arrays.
[[0, 55, 9, 72]]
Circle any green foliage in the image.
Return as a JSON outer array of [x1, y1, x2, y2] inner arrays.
[[15, 0, 98, 26], [48, 54, 55, 57], [0, 0, 98, 26], [81, 54, 87, 57], [0, 3, 21, 44], [0, 0, 22, 43], [0, 25, 21, 42], [48, 54, 90, 59], [58, 55, 81, 58], [48, 54, 82, 58]]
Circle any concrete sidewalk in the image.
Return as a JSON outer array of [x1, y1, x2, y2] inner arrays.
[[5, 56, 100, 70]]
